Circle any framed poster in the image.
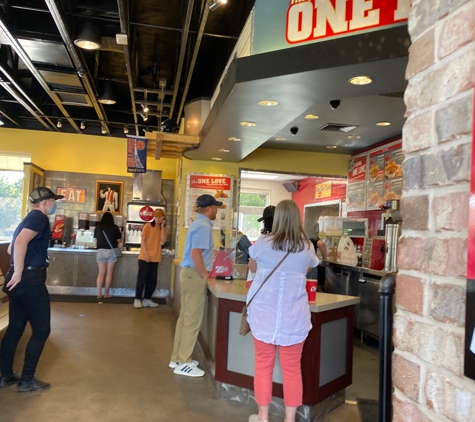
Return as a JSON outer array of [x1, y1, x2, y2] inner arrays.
[[95, 181, 123, 214], [184, 173, 233, 229]]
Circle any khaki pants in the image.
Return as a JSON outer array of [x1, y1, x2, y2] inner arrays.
[[171, 267, 208, 363]]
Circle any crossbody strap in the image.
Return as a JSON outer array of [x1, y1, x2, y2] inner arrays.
[[247, 251, 290, 306], [101, 229, 114, 249]]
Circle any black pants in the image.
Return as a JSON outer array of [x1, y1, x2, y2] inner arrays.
[[135, 260, 159, 300], [1, 269, 51, 382]]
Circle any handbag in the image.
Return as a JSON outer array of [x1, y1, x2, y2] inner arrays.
[[102, 229, 122, 259], [239, 251, 290, 336]]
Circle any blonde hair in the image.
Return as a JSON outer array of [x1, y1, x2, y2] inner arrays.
[[271, 199, 311, 253]]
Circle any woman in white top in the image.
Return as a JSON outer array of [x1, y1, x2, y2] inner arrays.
[[247, 200, 319, 422]]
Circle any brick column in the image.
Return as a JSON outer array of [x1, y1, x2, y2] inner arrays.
[[396, 0, 475, 420]]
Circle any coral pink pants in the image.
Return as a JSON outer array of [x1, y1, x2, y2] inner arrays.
[[253, 336, 305, 407]]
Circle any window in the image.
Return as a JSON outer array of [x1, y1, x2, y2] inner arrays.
[[0, 170, 23, 239], [238, 191, 268, 241]]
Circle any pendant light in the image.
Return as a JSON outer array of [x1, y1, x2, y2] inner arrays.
[[98, 79, 117, 105], [74, 21, 102, 50]]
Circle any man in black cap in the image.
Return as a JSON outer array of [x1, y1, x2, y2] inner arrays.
[[170, 194, 222, 377], [0, 187, 63, 392], [258, 205, 276, 235]]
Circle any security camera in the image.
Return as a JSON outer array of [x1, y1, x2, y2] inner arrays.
[[290, 126, 299, 135], [330, 100, 340, 110]]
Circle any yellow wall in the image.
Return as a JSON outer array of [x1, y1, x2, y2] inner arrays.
[[0, 128, 178, 179]]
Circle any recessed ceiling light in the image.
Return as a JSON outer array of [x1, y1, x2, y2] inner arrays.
[[240, 121, 257, 127], [211, 157, 222, 161], [326, 145, 337, 149], [376, 121, 391, 126], [228, 137, 241, 141], [275, 137, 286, 141], [349, 76, 373, 85], [218, 148, 230, 153], [305, 114, 319, 120], [258, 100, 278, 107], [348, 135, 361, 139]]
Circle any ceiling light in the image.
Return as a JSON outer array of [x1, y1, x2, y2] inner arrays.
[[101, 124, 107, 134], [240, 121, 257, 127], [275, 137, 286, 141], [376, 121, 391, 126], [228, 137, 241, 141], [141, 103, 149, 113], [80, 121, 86, 130], [211, 157, 222, 161], [326, 145, 338, 149], [98, 79, 117, 105], [349, 76, 373, 85], [124, 125, 129, 134], [57, 119, 62, 128], [258, 100, 278, 107], [140, 113, 148, 122], [74, 21, 102, 50], [0, 118, 4, 126], [348, 135, 361, 139], [218, 149, 230, 152], [241, 172, 279, 180], [305, 114, 319, 120], [209, 0, 227, 12]]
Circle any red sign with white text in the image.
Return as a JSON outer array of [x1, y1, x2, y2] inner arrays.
[[189, 175, 232, 191], [139, 206, 155, 222], [286, 0, 409, 45], [348, 155, 367, 183]]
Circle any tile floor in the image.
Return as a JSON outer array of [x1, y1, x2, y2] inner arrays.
[[0, 301, 379, 422]]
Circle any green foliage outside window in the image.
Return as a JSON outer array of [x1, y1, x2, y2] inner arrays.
[[239, 192, 267, 207], [0, 172, 23, 237]]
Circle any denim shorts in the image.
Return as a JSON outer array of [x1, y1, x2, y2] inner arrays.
[[96, 249, 118, 264]]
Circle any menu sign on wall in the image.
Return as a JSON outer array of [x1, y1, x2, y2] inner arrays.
[[184, 173, 233, 229], [346, 154, 367, 211]]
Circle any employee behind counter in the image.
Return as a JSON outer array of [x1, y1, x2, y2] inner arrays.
[[307, 237, 328, 290]]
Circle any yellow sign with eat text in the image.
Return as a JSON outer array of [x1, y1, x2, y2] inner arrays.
[[315, 181, 332, 199], [56, 187, 86, 203]]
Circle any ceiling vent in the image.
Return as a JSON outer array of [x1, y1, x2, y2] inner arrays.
[[319, 123, 358, 133]]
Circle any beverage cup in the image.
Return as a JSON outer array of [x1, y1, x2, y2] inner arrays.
[[306, 279, 317, 303]]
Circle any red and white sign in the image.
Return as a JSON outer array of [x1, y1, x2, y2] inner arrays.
[[348, 155, 367, 183], [286, 0, 409, 45], [51, 215, 66, 240], [56, 187, 86, 203], [138, 206, 155, 222], [189, 175, 232, 191]]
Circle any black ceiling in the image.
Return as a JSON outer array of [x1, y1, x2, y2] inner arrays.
[[0, 0, 256, 137]]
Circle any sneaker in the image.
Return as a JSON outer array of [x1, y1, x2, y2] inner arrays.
[[249, 415, 268, 422], [168, 360, 198, 369], [0, 373, 20, 388], [142, 299, 158, 308], [17, 377, 51, 392], [133, 299, 142, 309], [173, 363, 205, 377]]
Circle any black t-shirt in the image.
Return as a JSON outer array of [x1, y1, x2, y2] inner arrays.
[[10, 209, 50, 267], [94, 225, 121, 249]]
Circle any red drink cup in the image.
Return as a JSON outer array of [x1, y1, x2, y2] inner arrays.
[[306, 279, 317, 303]]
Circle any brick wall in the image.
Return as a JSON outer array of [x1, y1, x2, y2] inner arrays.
[[396, 0, 475, 420]]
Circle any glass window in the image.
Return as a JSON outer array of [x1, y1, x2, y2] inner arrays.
[[0, 171, 23, 239], [238, 191, 268, 242]]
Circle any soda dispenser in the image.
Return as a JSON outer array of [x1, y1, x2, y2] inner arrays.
[[124, 202, 165, 249]]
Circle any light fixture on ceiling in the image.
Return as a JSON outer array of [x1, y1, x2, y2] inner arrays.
[[74, 21, 102, 50], [240, 121, 257, 127], [228, 137, 241, 141], [209, 0, 227, 12], [258, 100, 278, 107], [218, 148, 230, 153], [348, 135, 361, 139], [305, 114, 319, 120], [140, 112, 148, 122], [349, 75, 373, 85], [275, 137, 286, 141], [124, 125, 129, 134], [57, 119, 62, 128], [98, 79, 117, 105], [0, 118, 4, 126], [101, 124, 107, 134], [211, 157, 222, 161], [326, 145, 338, 149], [376, 121, 391, 126], [80, 121, 86, 130], [141, 103, 149, 113]]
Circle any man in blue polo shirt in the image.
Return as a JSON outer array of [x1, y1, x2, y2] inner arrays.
[[169, 194, 222, 377], [0, 187, 63, 392]]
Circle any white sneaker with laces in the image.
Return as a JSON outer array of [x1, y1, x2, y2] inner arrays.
[[168, 360, 198, 369], [249, 415, 268, 422], [142, 299, 158, 308], [173, 362, 205, 377], [133, 299, 142, 309]]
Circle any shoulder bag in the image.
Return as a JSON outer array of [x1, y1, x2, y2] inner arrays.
[[102, 229, 122, 259], [239, 251, 290, 336]]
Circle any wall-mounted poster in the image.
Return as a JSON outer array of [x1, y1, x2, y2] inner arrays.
[[346, 153, 367, 212], [184, 173, 233, 229], [95, 181, 123, 214]]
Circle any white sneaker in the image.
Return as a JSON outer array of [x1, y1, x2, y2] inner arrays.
[[173, 363, 205, 377], [249, 415, 268, 422], [168, 360, 198, 369], [133, 299, 142, 309], [142, 299, 158, 308]]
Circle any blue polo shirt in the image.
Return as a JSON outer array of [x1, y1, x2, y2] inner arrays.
[[181, 213, 215, 271], [10, 210, 51, 268]]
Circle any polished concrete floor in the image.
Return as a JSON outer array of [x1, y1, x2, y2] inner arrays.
[[0, 302, 379, 422]]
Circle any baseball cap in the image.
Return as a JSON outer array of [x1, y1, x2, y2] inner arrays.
[[257, 205, 276, 222], [196, 194, 223, 208], [154, 208, 165, 217], [29, 187, 64, 204]]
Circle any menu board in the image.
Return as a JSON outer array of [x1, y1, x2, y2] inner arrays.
[[347, 139, 403, 211]]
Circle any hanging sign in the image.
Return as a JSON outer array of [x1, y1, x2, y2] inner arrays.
[[126, 135, 148, 173]]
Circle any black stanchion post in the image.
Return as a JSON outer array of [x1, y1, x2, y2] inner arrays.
[[378, 272, 397, 422]]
